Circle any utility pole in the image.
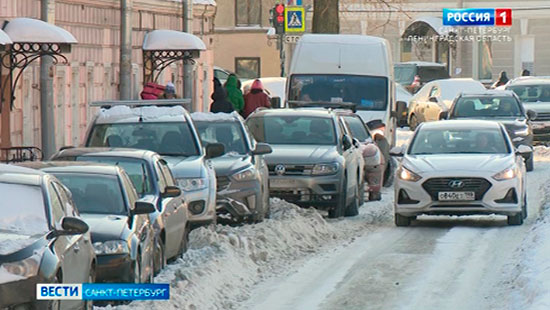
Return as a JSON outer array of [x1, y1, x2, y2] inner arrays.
[[182, 0, 193, 106], [120, 0, 132, 100], [40, 0, 55, 158]]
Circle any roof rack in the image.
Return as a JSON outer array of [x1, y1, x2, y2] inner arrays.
[[287, 100, 357, 113], [90, 99, 192, 110]]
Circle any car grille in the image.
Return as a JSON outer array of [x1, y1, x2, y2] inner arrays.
[[216, 176, 230, 191], [268, 164, 314, 176], [534, 112, 550, 121], [422, 177, 492, 201]]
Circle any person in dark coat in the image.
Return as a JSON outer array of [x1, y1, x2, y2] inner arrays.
[[492, 71, 509, 88], [243, 79, 271, 118], [210, 78, 234, 113], [522, 69, 531, 76]]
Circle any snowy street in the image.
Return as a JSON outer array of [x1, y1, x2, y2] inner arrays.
[[115, 130, 550, 310]]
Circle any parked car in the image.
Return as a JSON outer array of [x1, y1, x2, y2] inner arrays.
[[84, 104, 219, 227], [18, 161, 157, 283], [445, 90, 536, 171], [506, 77, 550, 144], [336, 111, 386, 200], [394, 61, 450, 94], [192, 112, 272, 222], [242, 77, 287, 108], [391, 120, 528, 226], [247, 108, 364, 218], [50, 147, 190, 273], [407, 78, 486, 130], [0, 164, 95, 310]]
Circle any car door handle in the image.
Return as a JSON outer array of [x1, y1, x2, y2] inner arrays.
[[73, 244, 80, 253]]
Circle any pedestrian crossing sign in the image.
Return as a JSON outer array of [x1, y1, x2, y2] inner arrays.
[[285, 6, 305, 32]]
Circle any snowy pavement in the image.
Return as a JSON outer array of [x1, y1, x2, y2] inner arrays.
[[107, 129, 550, 310]]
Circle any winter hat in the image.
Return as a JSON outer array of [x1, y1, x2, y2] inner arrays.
[[165, 82, 176, 94], [251, 79, 264, 90]]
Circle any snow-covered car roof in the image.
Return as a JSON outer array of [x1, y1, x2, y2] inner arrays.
[[191, 111, 242, 122], [395, 61, 446, 67], [94, 105, 188, 124]]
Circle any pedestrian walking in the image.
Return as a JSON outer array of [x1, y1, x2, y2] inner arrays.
[[492, 71, 509, 88], [243, 79, 271, 118], [160, 82, 177, 99], [224, 74, 244, 113], [210, 78, 234, 113]]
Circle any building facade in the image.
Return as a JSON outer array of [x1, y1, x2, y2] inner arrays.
[[0, 0, 216, 151]]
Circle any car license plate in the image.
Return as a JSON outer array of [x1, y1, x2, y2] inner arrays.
[[438, 191, 475, 201], [270, 179, 297, 188]]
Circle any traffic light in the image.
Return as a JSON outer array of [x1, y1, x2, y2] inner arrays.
[[271, 3, 285, 34]]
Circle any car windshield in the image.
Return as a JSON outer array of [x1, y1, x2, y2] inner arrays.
[[75, 157, 154, 196], [194, 121, 248, 155], [247, 115, 336, 145], [87, 122, 199, 157], [288, 74, 388, 111], [0, 183, 49, 236], [343, 116, 370, 141], [508, 84, 550, 103], [53, 174, 127, 215], [409, 128, 509, 155], [417, 66, 450, 83], [394, 65, 416, 85], [451, 96, 523, 118]]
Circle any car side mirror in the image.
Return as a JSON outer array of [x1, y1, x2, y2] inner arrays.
[[205, 143, 225, 159], [252, 143, 272, 155], [395, 100, 408, 122], [60, 217, 89, 235], [342, 135, 352, 150], [516, 145, 532, 155], [133, 201, 156, 215], [162, 185, 181, 198], [390, 145, 406, 157], [428, 96, 438, 103], [439, 111, 448, 120], [270, 96, 282, 109], [352, 138, 361, 147], [526, 109, 537, 120]]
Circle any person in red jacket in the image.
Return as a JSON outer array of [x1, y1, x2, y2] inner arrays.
[[243, 79, 271, 118]]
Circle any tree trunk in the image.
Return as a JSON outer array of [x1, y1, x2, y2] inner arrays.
[[312, 0, 339, 34]]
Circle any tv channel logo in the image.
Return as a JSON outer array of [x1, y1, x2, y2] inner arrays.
[[37, 283, 170, 300], [443, 8, 512, 26]]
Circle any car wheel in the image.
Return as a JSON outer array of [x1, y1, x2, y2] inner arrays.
[[329, 177, 347, 218], [154, 237, 166, 275], [525, 155, 534, 172], [369, 191, 382, 201], [178, 224, 190, 256], [345, 181, 360, 217], [507, 212, 524, 225], [409, 114, 418, 131], [383, 157, 395, 188], [522, 194, 528, 219], [394, 213, 412, 227]]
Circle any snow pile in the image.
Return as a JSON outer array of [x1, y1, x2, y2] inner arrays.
[[504, 178, 550, 309], [115, 199, 343, 310], [534, 145, 550, 161]]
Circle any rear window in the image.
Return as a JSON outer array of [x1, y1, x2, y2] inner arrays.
[[417, 66, 450, 83], [507, 84, 550, 103], [247, 115, 337, 145], [394, 65, 416, 85], [451, 96, 523, 118]]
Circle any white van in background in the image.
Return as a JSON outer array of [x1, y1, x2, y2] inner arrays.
[[286, 34, 405, 148]]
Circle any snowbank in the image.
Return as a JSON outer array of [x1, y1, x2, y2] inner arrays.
[[534, 145, 550, 161]]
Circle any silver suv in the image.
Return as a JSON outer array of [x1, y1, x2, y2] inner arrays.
[[506, 77, 550, 144], [246, 108, 364, 218], [84, 104, 218, 227]]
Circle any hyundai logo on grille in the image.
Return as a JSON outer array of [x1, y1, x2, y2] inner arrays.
[[274, 164, 286, 176], [448, 180, 465, 189]]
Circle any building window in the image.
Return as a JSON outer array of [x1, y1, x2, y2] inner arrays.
[[235, 57, 260, 79], [235, 0, 261, 26]]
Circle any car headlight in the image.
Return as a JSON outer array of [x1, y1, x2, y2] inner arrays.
[[1, 255, 41, 278], [514, 127, 530, 136], [93, 240, 129, 255], [177, 178, 208, 191], [312, 163, 339, 176], [397, 166, 422, 182], [231, 167, 256, 182], [493, 166, 516, 181]]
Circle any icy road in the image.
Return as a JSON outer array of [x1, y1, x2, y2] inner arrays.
[[119, 130, 550, 310]]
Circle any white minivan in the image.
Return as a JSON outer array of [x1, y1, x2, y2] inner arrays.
[[286, 34, 405, 148]]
